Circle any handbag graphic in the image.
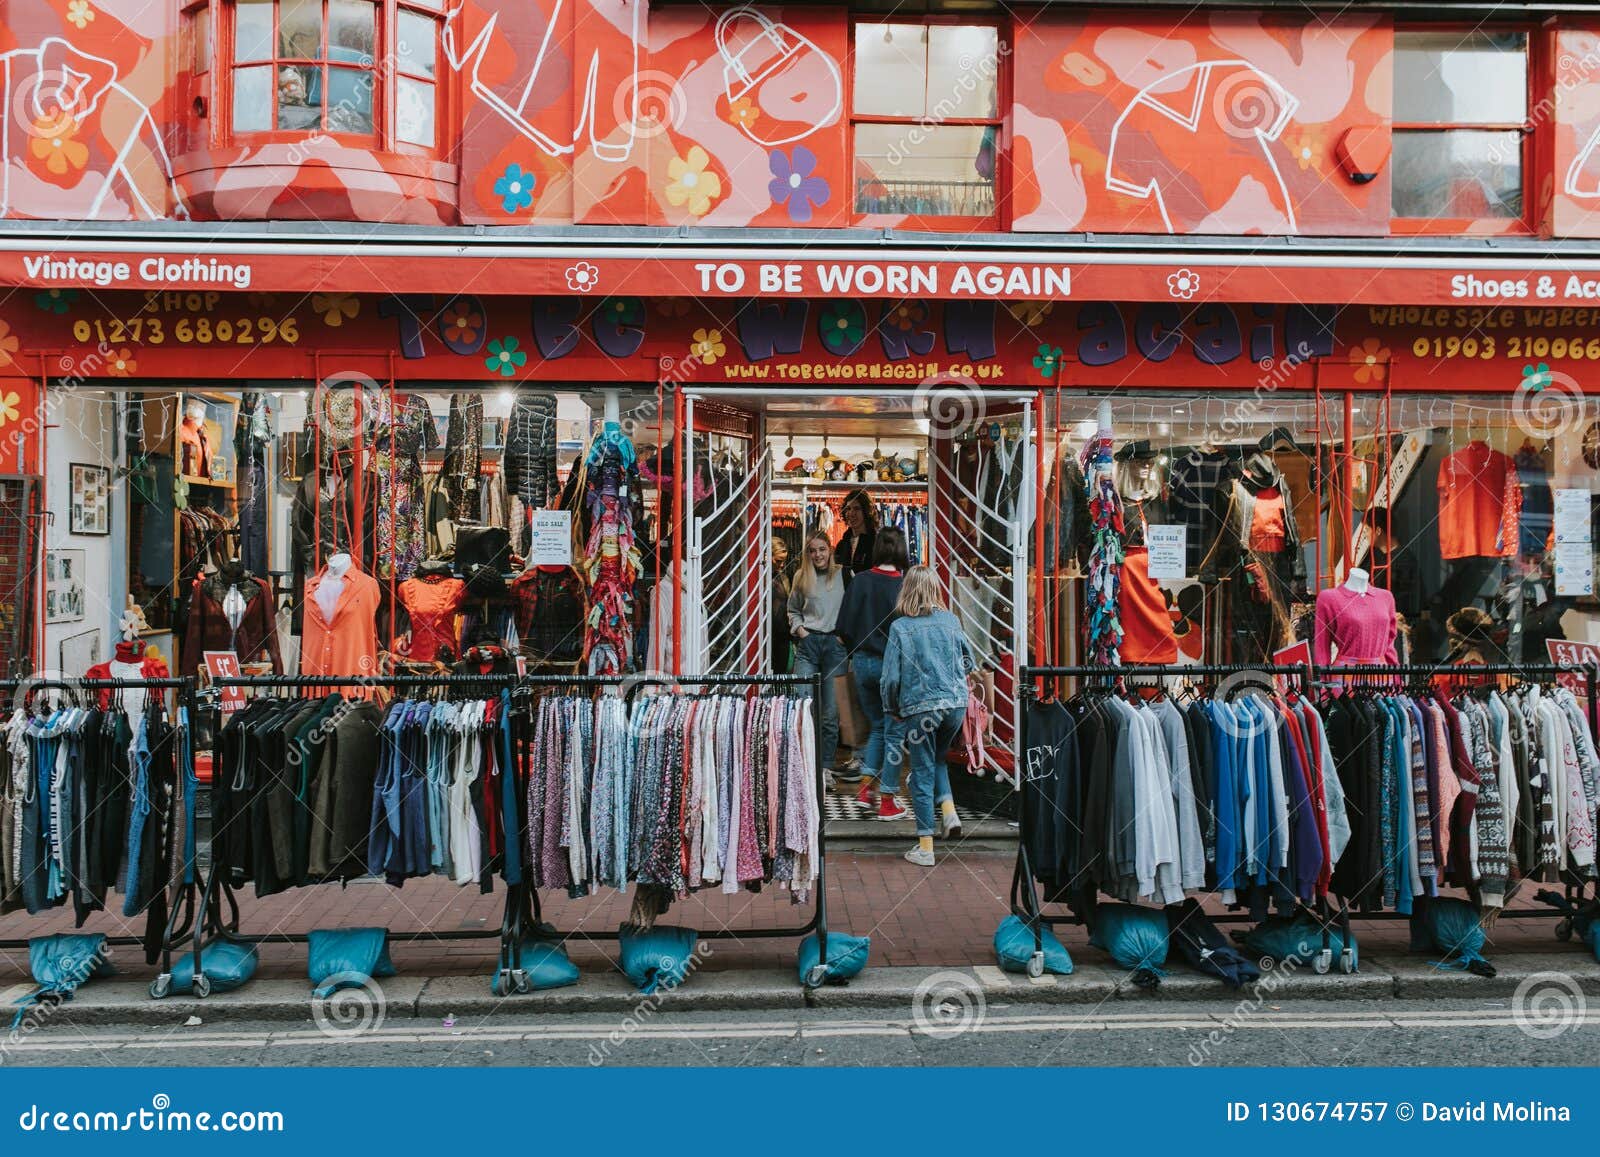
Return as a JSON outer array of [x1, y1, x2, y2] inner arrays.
[[714, 6, 841, 147]]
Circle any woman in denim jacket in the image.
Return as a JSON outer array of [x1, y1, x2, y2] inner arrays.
[[881, 567, 977, 867]]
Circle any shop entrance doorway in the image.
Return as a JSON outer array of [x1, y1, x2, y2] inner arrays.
[[680, 387, 1035, 778]]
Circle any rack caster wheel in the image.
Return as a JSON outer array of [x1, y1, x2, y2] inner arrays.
[[491, 971, 513, 998], [1313, 949, 1332, 975], [1340, 949, 1357, 974], [149, 974, 172, 1000], [1557, 920, 1574, 943], [1026, 952, 1046, 979], [193, 973, 212, 999], [512, 969, 533, 995], [803, 964, 829, 989]]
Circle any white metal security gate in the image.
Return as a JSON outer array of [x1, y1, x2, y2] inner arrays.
[[927, 400, 1033, 780]]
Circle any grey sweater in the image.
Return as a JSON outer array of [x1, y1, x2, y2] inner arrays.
[[787, 569, 845, 634]]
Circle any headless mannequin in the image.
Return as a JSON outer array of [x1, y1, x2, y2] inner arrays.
[[317, 552, 351, 621], [1345, 567, 1370, 595]]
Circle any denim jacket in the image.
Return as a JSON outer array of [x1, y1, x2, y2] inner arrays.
[[881, 611, 977, 717]]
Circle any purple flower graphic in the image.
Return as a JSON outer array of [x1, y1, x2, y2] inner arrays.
[[768, 147, 830, 224]]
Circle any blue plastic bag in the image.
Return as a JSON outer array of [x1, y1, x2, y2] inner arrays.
[[1244, 916, 1359, 972], [1411, 898, 1495, 976], [994, 916, 1073, 975], [1088, 904, 1168, 986], [307, 928, 397, 999], [798, 931, 870, 984], [618, 926, 701, 994], [494, 938, 580, 993], [13, 934, 115, 1025], [170, 941, 258, 995]]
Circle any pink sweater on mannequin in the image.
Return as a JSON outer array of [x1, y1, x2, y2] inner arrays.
[[1313, 583, 1399, 666]]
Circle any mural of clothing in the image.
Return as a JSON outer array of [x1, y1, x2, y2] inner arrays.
[[1106, 61, 1299, 233]]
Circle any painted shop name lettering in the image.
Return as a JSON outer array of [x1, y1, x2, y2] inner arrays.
[[695, 262, 1070, 298], [1450, 272, 1600, 302], [21, 254, 254, 289]]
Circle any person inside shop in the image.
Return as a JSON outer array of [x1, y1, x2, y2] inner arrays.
[[834, 489, 878, 578], [837, 526, 909, 813], [772, 536, 793, 673], [880, 566, 977, 867], [789, 530, 848, 779]]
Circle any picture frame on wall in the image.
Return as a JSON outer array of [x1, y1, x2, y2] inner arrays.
[[44, 549, 86, 624], [60, 628, 102, 676], [69, 462, 111, 535]]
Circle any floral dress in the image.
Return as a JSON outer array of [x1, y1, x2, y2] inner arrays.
[[375, 394, 438, 582]]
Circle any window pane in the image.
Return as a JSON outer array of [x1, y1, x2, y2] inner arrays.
[[853, 23, 928, 117], [325, 67, 374, 133], [279, 0, 323, 60], [235, 0, 272, 62], [233, 65, 272, 130], [404, 0, 444, 9], [397, 10, 436, 77], [927, 26, 997, 119], [1392, 130, 1523, 219], [397, 75, 434, 145], [193, 6, 211, 72], [1394, 30, 1526, 125], [277, 65, 322, 130], [854, 122, 995, 216], [329, 0, 375, 64]]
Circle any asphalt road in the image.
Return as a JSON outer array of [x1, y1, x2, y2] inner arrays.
[[3, 998, 1595, 1067]]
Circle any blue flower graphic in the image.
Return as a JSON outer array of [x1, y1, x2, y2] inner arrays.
[[494, 163, 536, 214]]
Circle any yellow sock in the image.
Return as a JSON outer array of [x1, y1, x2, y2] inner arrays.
[[919, 836, 934, 853], [940, 800, 958, 819]]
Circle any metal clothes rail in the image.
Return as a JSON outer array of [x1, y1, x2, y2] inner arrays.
[[1010, 661, 1600, 980], [0, 678, 201, 991], [191, 671, 834, 998]]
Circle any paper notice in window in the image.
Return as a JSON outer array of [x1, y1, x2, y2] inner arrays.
[[1145, 525, 1186, 581], [1555, 489, 1593, 545], [529, 510, 574, 566], [1555, 540, 1594, 596]]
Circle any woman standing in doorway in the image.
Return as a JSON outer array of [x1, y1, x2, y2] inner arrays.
[[837, 526, 909, 819], [788, 531, 848, 777], [881, 567, 977, 867], [835, 489, 878, 578]]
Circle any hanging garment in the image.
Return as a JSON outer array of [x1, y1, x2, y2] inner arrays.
[[301, 565, 382, 684], [183, 572, 283, 672], [1312, 584, 1399, 667], [397, 575, 467, 663], [504, 391, 558, 511], [375, 394, 438, 584], [442, 394, 485, 522], [1438, 441, 1521, 559]]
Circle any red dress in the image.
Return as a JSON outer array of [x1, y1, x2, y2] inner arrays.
[[398, 576, 467, 662]]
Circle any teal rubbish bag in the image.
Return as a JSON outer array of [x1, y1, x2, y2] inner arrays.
[[618, 926, 701, 994], [798, 931, 870, 985], [307, 928, 397, 999], [170, 941, 258, 995], [994, 916, 1073, 975], [493, 938, 580, 993], [1243, 916, 1359, 973], [1088, 904, 1168, 987], [1411, 897, 1495, 977], [13, 933, 115, 1026]]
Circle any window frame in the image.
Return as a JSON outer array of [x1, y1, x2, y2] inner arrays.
[[1389, 23, 1539, 237], [846, 14, 1010, 231], [192, 0, 447, 160]]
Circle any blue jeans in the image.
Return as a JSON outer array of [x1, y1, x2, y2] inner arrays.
[[852, 653, 904, 790], [899, 707, 964, 836], [792, 632, 846, 771]]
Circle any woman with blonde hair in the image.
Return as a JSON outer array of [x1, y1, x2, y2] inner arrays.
[[788, 529, 848, 775], [880, 566, 977, 867]]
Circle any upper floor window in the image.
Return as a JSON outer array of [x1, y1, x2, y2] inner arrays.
[[851, 20, 1002, 222], [1391, 29, 1529, 230], [195, 0, 441, 152]]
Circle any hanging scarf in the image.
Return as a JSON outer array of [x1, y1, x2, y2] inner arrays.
[[1081, 433, 1124, 666]]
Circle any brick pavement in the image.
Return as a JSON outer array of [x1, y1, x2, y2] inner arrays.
[[0, 850, 1578, 984]]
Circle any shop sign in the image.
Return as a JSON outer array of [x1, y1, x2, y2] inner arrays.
[[204, 652, 246, 717], [1547, 640, 1600, 693]]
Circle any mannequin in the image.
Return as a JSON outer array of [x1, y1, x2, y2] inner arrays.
[[1313, 566, 1398, 667], [399, 558, 467, 662], [184, 557, 283, 673], [85, 601, 170, 711], [302, 554, 380, 685], [178, 399, 213, 478]]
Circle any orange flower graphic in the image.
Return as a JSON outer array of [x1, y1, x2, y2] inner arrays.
[[1348, 337, 1390, 384]]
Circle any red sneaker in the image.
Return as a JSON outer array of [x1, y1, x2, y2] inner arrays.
[[856, 780, 876, 806], [877, 796, 909, 821]]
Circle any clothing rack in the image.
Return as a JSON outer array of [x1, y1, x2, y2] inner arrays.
[[0, 677, 201, 996], [191, 671, 835, 998], [1011, 661, 1600, 980]]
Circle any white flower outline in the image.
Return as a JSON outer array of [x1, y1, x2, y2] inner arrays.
[[565, 262, 600, 293], [1167, 268, 1200, 300]]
